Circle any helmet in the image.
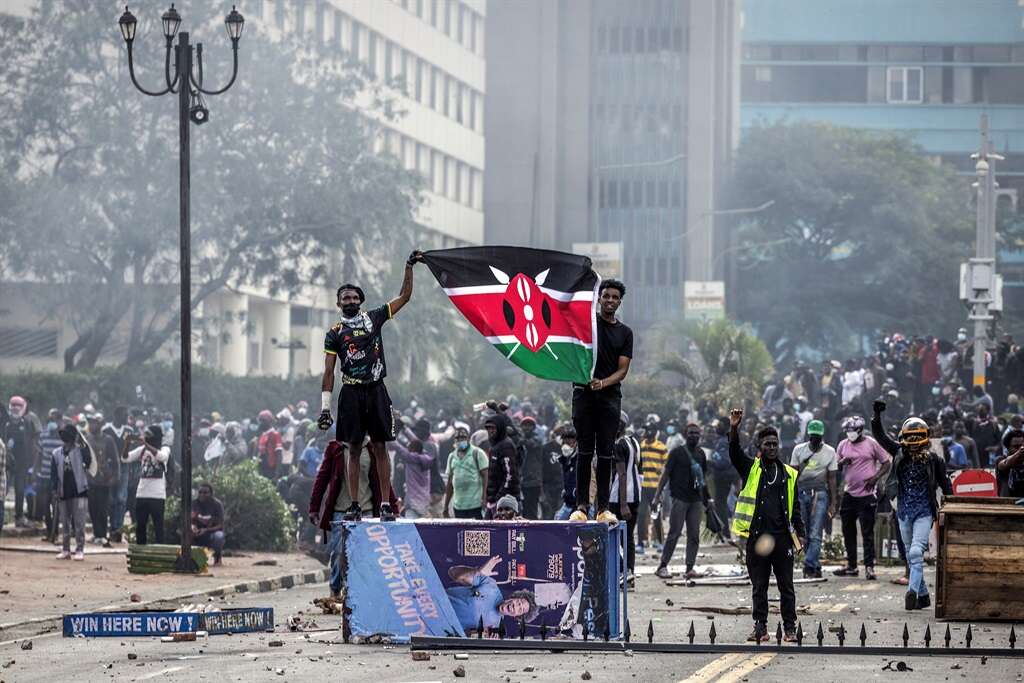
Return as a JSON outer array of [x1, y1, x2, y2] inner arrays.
[[841, 416, 865, 433], [899, 417, 930, 450]]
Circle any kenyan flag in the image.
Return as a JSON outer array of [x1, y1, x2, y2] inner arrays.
[[421, 246, 598, 384]]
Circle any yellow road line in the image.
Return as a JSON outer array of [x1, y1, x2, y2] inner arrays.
[[841, 583, 879, 592], [676, 652, 747, 683], [714, 653, 777, 683]]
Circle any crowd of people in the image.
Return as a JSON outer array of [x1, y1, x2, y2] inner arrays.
[[4, 324, 1024, 639]]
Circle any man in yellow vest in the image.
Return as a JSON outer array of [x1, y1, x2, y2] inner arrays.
[[729, 408, 805, 643]]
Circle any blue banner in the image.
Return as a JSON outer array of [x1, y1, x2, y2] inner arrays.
[[63, 612, 199, 637], [62, 608, 274, 637], [343, 520, 623, 642], [345, 522, 466, 639], [201, 608, 274, 635]]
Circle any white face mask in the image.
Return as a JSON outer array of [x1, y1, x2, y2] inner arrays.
[[561, 444, 575, 457], [846, 430, 859, 442], [957, 333, 967, 342]]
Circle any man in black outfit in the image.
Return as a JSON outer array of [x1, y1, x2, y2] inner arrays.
[[728, 408, 805, 643], [318, 250, 423, 521], [570, 279, 633, 523]]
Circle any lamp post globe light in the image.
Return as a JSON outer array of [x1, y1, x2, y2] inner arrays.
[[117, 4, 243, 572]]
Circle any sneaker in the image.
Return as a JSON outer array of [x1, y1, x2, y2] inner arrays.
[[865, 567, 877, 581], [595, 509, 618, 524], [747, 625, 770, 643], [812, 568, 823, 579], [917, 593, 931, 609], [637, 543, 647, 555], [102, 539, 112, 549], [783, 628, 798, 643], [378, 503, 396, 522], [832, 566, 859, 577], [683, 569, 699, 579], [55, 551, 71, 560], [73, 551, 85, 561], [904, 591, 919, 611], [802, 567, 815, 579], [654, 566, 672, 579], [568, 508, 589, 522], [343, 503, 362, 522]]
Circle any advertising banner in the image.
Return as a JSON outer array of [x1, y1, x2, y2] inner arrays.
[[62, 608, 274, 637], [342, 520, 623, 642]]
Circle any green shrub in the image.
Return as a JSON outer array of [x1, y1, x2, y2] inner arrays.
[[163, 460, 296, 552]]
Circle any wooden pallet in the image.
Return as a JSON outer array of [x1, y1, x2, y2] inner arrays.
[[937, 497, 1024, 621]]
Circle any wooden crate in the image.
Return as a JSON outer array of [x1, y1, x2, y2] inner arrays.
[[936, 496, 1024, 621]]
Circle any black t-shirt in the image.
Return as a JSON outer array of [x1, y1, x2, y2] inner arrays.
[[757, 460, 789, 535], [663, 445, 707, 502], [191, 497, 225, 530], [324, 304, 391, 384], [592, 316, 633, 394]]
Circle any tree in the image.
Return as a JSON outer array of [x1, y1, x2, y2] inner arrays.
[[730, 123, 973, 360], [651, 317, 774, 412], [0, 1, 423, 370]]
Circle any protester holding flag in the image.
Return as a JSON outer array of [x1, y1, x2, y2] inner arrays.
[[569, 279, 633, 523], [318, 250, 424, 522]]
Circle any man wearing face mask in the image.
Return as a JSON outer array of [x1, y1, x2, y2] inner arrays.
[[834, 415, 891, 580], [443, 426, 489, 519], [518, 416, 545, 519], [554, 429, 579, 520], [728, 408, 804, 643], [790, 420, 838, 578], [319, 250, 423, 522], [3, 396, 39, 529], [653, 423, 709, 579], [51, 423, 92, 561]]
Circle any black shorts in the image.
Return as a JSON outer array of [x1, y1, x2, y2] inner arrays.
[[338, 381, 396, 445]]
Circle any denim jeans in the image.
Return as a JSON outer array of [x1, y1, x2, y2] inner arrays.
[[898, 514, 933, 598], [329, 511, 345, 595], [799, 488, 830, 571], [554, 503, 573, 520]]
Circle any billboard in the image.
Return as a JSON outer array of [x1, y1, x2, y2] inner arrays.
[[341, 520, 623, 642]]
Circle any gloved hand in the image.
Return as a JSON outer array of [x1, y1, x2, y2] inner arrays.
[[317, 409, 334, 431], [873, 399, 886, 415]]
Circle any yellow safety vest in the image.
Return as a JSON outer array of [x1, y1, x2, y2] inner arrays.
[[731, 458, 798, 539]]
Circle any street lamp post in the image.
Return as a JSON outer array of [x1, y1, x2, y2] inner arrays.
[[118, 4, 244, 571]]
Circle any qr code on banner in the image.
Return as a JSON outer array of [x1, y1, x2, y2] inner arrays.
[[462, 530, 491, 557]]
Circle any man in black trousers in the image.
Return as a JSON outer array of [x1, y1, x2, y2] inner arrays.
[[569, 279, 633, 523], [728, 408, 805, 643]]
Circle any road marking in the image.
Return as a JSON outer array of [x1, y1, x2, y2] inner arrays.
[[136, 666, 185, 680], [676, 652, 747, 683], [842, 583, 879, 592], [827, 602, 849, 612], [714, 653, 776, 683]]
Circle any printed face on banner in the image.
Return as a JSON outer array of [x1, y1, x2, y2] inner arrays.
[[341, 521, 621, 642]]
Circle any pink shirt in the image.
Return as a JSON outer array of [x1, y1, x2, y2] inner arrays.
[[836, 436, 891, 498]]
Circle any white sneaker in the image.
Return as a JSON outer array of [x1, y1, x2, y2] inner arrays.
[[56, 551, 71, 560], [73, 551, 85, 561]]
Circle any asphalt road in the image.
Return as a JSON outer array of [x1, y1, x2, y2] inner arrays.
[[1, 543, 1021, 683]]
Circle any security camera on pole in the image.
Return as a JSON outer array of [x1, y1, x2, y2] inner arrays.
[[960, 114, 1004, 390]]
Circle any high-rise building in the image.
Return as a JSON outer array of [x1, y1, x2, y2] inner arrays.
[[740, 0, 1024, 315], [484, 0, 740, 330]]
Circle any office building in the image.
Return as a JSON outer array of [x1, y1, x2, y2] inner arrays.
[[0, 0, 486, 376], [484, 0, 741, 330]]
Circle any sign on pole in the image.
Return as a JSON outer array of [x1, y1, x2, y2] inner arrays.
[[684, 280, 725, 320]]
